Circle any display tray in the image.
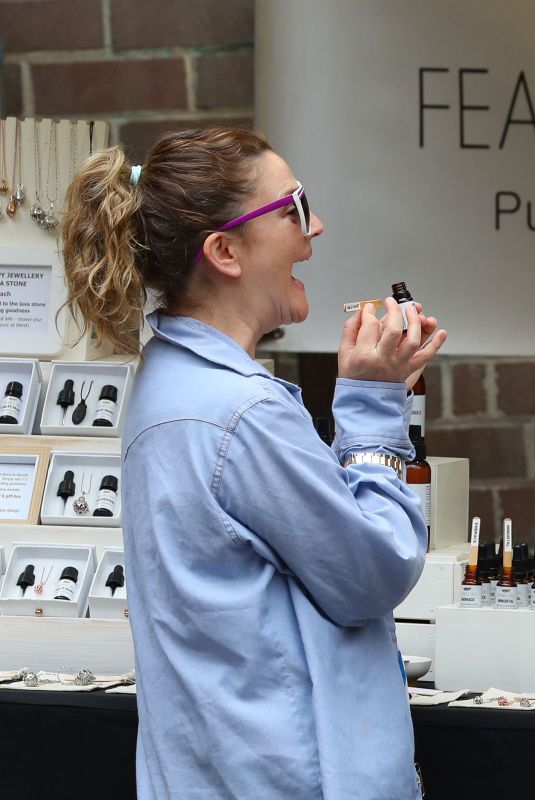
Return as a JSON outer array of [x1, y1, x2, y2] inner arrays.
[[0, 358, 43, 435], [89, 548, 128, 620]]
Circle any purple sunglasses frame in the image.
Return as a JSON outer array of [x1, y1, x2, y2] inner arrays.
[[194, 181, 310, 263]]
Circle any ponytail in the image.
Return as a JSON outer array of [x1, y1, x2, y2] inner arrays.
[[61, 145, 145, 357]]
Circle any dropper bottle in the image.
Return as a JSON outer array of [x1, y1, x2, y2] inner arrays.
[[460, 517, 482, 607], [406, 425, 431, 550], [477, 542, 492, 606], [391, 281, 416, 331], [513, 543, 530, 607], [495, 518, 517, 608]]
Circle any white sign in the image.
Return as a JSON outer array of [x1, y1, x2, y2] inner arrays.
[[0, 462, 35, 520], [0, 265, 51, 336], [256, 0, 535, 354]]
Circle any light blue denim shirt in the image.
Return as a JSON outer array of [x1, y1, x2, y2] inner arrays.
[[122, 312, 426, 800]]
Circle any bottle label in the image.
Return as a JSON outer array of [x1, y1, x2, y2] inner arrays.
[[93, 399, 116, 424], [495, 585, 517, 608], [408, 482, 431, 526], [410, 395, 426, 437], [398, 299, 416, 331], [53, 579, 77, 601], [0, 395, 22, 421], [481, 582, 491, 606], [517, 582, 529, 607], [490, 578, 498, 603], [95, 488, 117, 513], [460, 584, 482, 608]]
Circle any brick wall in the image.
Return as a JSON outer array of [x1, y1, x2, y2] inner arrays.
[[0, 0, 254, 160], [3, 0, 533, 545]]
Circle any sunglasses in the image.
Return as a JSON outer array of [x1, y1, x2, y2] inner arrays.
[[194, 182, 311, 263]]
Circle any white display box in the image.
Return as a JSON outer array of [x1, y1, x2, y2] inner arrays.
[[41, 452, 121, 527], [0, 358, 42, 435], [428, 456, 469, 550], [0, 616, 134, 673], [0, 543, 96, 618], [395, 545, 468, 621], [395, 621, 436, 683], [89, 548, 128, 620], [0, 524, 123, 564], [0, 544, 5, 595], [436, 604, 535, 693], [40, 361, 133, 437]]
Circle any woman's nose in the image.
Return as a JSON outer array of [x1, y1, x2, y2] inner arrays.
[[308, 212, 324, 239]]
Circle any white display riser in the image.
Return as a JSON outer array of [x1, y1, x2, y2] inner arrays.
[[0, 616, 134, 674], [0, 525, 123, 563], [395, 545, 468, 621], [436, 604, 535, 693], [395, 620, 436, 683]]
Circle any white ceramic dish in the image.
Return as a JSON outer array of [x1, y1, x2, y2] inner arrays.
[[402, 655, 432, 681]]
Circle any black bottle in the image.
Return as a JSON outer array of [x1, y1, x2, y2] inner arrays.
[[92, 385, 118, 427], [0, 381, 23, 424], [53, 566, 78, 601], [93, 475, 118, 517], [16, 564, 35, 596], [106, 564, 125, 596]]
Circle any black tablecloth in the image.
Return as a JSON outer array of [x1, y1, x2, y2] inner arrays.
[[0, 688, 532, 800]]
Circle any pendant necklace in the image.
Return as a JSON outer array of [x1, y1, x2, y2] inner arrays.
[[43, 119, 59, 233], [0, 120, 9, 195], [30, 119, 45, 225], [6, 120, 21, 218], [73, 473, 92, 516], [71, 379, 93, 425], [15, 118, 24, 205], [34, 565, 53, 595]]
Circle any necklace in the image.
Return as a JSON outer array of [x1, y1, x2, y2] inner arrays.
[[6, 120, 21, 218], [34, 565, 53, 595], [42, 119, 59, 233], [0, 120, 9, 195], [73, 472, 92, 516], [30, 119, 45, 225], [15, 118, 24, 205]]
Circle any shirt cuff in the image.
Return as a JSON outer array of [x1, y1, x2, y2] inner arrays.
[[332, 378, 415, 462]]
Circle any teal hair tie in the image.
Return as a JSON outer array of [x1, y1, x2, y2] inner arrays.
[[130, 164, 142, 186]]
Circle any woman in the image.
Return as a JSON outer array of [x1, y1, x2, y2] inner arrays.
[[62, 128, 446, 800]]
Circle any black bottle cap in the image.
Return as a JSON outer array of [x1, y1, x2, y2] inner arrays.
[[408, 425, 426, 460], [57, 470, 76, 500], [57, 379, 75, 408], [513, 543, 530, 578], [106, 564, 125, 594], [5, 381, 23, 398], [314, 417, 334, 445], [99, 474, 118, 492], [98, 385, 118, 403], [59, 566, 78, 583], [17, 563, 35, 590], [391, 282, 414, 303]]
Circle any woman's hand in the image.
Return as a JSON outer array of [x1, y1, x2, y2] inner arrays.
[[338, 297, 447, 387]]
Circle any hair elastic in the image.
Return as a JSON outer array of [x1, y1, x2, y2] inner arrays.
[[130, 164, 142, 186]]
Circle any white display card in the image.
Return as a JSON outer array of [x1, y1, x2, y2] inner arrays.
[[0, 449, 50, 524]]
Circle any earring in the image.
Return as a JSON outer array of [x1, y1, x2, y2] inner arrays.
[[73, 473, 92, 516]]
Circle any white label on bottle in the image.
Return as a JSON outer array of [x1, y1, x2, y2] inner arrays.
[[481, 582, 491, 606], [490, 579, 498, 603], [398, 299, 415, 331], [503, 519, 513, 552], [410, 395, 426, 437], [408, 482, 431, 526], [460, 584, 482, 607], [92, 398, 116, 424], [495, 585, 517, 608], [0, 395, 22, 421], [95, 488, 117, 513], [517, 582, 530, 607], [53, 579, 77, 601]]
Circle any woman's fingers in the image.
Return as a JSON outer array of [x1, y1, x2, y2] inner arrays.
[[375, 297, 404, 357], [339, 308, 362, 350], [355, 302, 382, 348]]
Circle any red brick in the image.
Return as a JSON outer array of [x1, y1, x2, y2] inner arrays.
[[498, 484, 535, 543], [497, 362, 535, 415], [423, 364, 442, 421], [0, 0, 103, 53], [453, 362, 487, 415], [111, 0, 253, 49], [196, 52, 253, 109], [33, 59, 187, 116], [469, 488, 496, 541], [426, 425, 526, 480], [3, 64, 23, 116], [119, 116, 253, 162]]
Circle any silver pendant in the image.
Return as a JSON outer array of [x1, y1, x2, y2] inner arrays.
[[73, 494, 90, 515], [15, 183, 24, 204], [42, 211, 58, 233], [30, 202, 45, 223]]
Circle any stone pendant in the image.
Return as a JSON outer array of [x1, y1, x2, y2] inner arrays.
[[30, 202, 45, 223], [15, 183, 24, 204], [0, 180, 9, 194], [6, 196, 17, 217]]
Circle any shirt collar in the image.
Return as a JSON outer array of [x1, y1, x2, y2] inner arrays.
[[146, 311, 301, 394]]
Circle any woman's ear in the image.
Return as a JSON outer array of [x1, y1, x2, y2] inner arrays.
[[201, 232, 242, 278]]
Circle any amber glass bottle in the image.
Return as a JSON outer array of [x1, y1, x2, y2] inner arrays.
[[406, 425, 431, 549], [410, 375, 426, 438]]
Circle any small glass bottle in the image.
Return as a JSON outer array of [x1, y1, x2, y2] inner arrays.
[[53, 566, 79, 601], [16, 564, 35, 597], [486, 543, 499, 604], [0, 381, 23, 424], [391, 281, 416, 331], [406, 425, 431, 549], [93, 475, 118, 517], [460, 564, 482, 607], [513, 543, 530, 607], [477, 544, 491, 606], [92, 384, 118, 427], [410, 374, 426, 438], [496, 519, 516, 608]]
